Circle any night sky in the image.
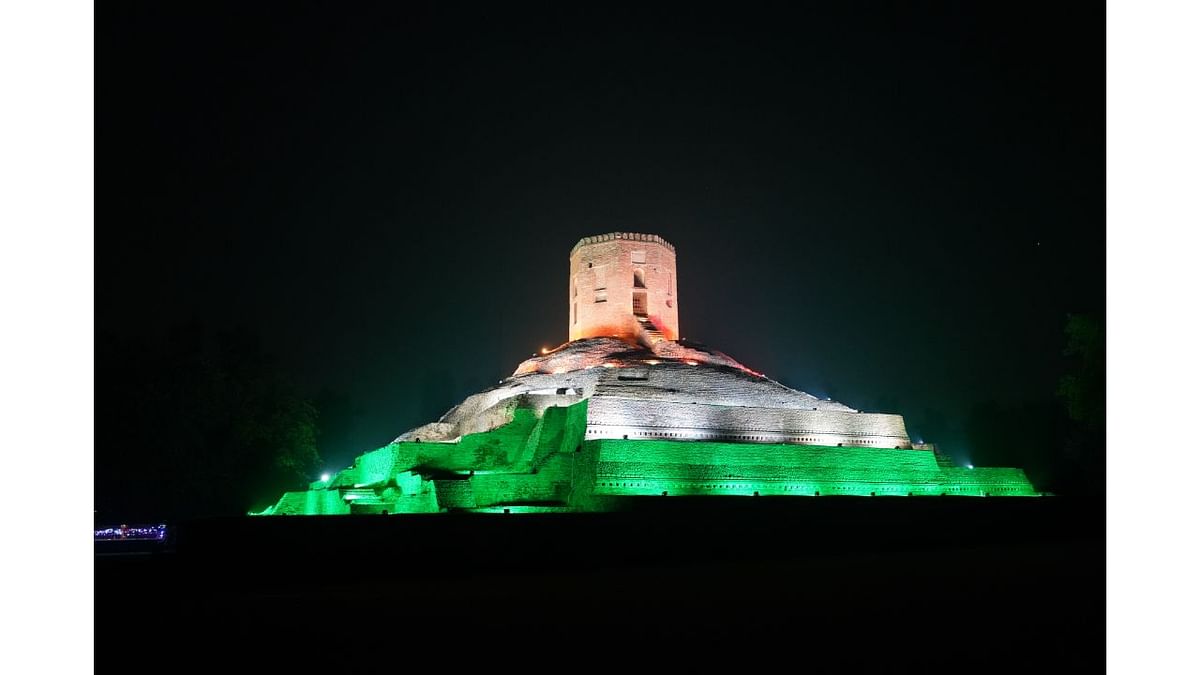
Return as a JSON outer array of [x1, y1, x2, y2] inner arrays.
[[98, 2, 1103, 472]]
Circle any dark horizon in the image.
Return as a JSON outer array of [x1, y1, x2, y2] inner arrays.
[[97, 2, 1103, 503]]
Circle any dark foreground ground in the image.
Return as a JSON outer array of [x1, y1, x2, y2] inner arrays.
[[96, 497, 1102, 670]]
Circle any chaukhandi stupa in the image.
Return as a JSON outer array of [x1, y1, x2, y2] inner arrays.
[[257, 232, 1038, 515]]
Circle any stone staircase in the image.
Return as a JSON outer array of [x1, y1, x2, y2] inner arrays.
[[341, 488, 380, 504], [931, 447, 958, 468], [637, 316, 666, 345]]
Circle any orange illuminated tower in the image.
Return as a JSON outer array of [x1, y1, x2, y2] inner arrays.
[[568, 233, 679, 343]]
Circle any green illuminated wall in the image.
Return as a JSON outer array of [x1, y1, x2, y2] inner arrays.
[[254, 398, 1038, 515], [590, 438, 1038, 498]]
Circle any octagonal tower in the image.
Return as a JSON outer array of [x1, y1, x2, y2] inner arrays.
[[569, 232, 679, 343]]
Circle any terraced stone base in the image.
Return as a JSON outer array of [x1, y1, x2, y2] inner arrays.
[[255, 399, 1038, 516]]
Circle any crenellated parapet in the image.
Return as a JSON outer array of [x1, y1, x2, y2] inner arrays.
[[570, 232, 675, 256]]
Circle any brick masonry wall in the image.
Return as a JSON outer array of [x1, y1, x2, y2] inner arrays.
[[570, 233, 679, 341], [590, 438, 1038, 497], [586, 397, 912, 448]]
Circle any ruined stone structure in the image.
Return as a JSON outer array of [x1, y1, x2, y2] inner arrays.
[[257, 232, 1039, 516]]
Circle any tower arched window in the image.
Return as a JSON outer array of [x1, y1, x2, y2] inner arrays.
[[633, 269, 646, 288]]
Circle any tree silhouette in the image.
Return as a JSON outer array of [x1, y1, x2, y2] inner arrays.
[[96, 324, 321, 522], [1055, 313, 1105, 495], [961, 313, 1105, 495], [1057, 314, 1105, 432]]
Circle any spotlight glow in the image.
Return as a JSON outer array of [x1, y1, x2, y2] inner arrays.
[[320, 473, 330, 482]]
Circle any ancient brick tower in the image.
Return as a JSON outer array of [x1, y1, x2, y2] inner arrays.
[[568, 232, 679, 343]]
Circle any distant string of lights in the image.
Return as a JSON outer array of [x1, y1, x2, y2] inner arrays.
[[94, 524, 167, 541]]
